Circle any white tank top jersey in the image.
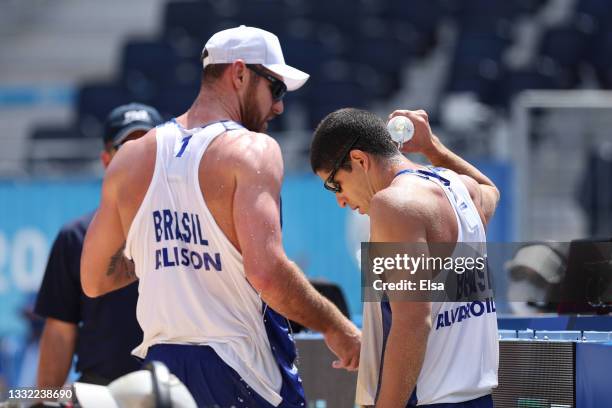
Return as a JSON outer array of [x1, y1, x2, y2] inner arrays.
[[356, 168, 499, 406], [124, 120, 298, 407]]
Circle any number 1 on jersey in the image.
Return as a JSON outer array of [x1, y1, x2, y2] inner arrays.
[[176, 136, 192, 158]]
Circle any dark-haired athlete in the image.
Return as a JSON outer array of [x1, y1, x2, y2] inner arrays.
[[311, 108, 499, 407]]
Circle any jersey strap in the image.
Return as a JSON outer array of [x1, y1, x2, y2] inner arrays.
[[394, 168, 451, 186]]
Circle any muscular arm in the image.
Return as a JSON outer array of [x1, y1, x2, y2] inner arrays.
[[37, 318, 77, 387], [234, 133, 360, 369], [390, 110, 500, 225], [81, 153, 136, 298], [369, 194, 432, 408], [426, 139, 499, 225]]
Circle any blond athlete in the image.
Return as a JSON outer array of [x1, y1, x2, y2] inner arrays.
[[81, 26, 360, 407]]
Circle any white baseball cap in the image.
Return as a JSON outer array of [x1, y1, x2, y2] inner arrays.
[[202, 25, 309, 91]]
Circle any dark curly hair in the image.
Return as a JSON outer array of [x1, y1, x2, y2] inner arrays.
[[310, 108, 398, 173]]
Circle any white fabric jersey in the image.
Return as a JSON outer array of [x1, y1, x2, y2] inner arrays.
[[125, 120, 284, 406], [356, 168, 499, 406]]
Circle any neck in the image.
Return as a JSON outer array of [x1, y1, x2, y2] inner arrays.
[[176, 86, 241, 129], [370, 154, 421, 193]]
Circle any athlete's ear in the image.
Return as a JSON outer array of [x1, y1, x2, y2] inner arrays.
[[231, 60, 248, 91], [101, 149, 112, 169], [350, 150, 370, 172]]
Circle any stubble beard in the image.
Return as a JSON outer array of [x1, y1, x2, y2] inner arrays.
[[241, 81, 267, 133]]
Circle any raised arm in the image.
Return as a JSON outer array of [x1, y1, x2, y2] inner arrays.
[[233, 132, 360, 370], [389, 109, 500, 225], [81, 153, 136, 298]]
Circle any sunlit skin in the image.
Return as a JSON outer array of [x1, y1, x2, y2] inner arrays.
[[241, 67, 284, 133], [177, 60, 283, 132], [315, 109, 501, 407], [81, 57, 361, 375], [316, 151, 420, 215]]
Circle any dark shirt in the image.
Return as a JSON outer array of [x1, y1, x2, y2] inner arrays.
[[34, 211, 143, 383]]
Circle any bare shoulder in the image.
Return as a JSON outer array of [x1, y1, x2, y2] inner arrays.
[[231, 130, 281, 157], [373, 176, 442, 218], [369, 184, 431, 234], [105, 129, 157, 179], [223, 130, 283, 176], [371, 187, 419, 219], [106, 129, 157, 200]]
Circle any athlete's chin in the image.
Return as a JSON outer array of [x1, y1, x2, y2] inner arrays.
[[356, 204, 370, 215], [351, 206, 367, 215]]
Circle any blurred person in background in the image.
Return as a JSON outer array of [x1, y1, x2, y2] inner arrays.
[[80, 25, 360, 408], [34, 103, 162, 387], [311, 108, 500, 407]]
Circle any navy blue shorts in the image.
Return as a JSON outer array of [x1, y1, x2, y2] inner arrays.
[[145, 344, 305, 408]]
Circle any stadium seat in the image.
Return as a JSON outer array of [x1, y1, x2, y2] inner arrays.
[[30, 125, 84, 140], [152, 85, 199, 119], [163, 1, 218, 44], [451, 0, 518, 37], [515, 0, 550, 14], [447, 64, 503, 106], [539, 27, 588, 70], [500, 61, 567, 106], [454, 30, 510, 62], [589, 30, 612, 88], [120, 40, 180, 100], [452, 0, 520, 21], [278, 35, 336, 79], [305, 78, 370, 130], [346, 36, 405, 98], [76, 83, 133, 138], [27, 125, 100, 172], [223, 0, 288, 35], [575, 0, 612, 32], [306, 0, 366, 36], [446, 31, 508, 104]]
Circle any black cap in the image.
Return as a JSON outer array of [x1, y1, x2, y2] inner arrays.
[[104, 103, 163, 148]]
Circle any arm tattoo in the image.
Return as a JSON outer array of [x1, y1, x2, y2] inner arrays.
[[106, 242, 136, 280]]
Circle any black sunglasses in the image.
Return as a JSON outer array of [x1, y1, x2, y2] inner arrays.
[[247, 65, 287, 101], [324, 134, 361, 193]]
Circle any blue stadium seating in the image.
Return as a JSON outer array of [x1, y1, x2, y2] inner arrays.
[[223, 0, 288, 35], [76, 83, 133, 138], [590, 30, 612, 88], [278, 35, 336, 79], [30, 125, 84, 140], [120, 40, 181, 100], [163, 1, 218, 43], [539, 27, 588, 70], [41, 0, 612, 147], [306, 78, 369, 130], [152, 84, 199, 119], [501, 62, 567, 105]]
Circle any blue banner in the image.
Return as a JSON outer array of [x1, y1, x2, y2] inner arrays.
[[0, 180, 100, 336]]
